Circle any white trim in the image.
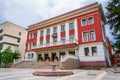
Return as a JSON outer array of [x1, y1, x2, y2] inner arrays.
[[81, 18, 87, 26], [82, 31, 88, 42], [89, 29, 96, 41], [88, 16, 94, 25]]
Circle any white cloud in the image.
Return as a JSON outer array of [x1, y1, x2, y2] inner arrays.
[[0, 0, 113, 41]]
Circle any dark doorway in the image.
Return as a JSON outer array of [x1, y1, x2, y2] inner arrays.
[[51, 53, 56, 61], [44, 54, 48, 61], [59, 52, 65, 61], [38, 54, 43, 61]]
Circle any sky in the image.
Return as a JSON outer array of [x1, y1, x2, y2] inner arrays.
[[0, 0, 114, 42]]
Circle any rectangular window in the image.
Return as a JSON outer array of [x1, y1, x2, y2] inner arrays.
[[40, 30, 44, 36], [83, 32, 88, 42], [61, 24, 65, 31], [53, 38, 57, 45], [53, 27, 57, 33], [69, 51, 75, 55], [61, 37, 65, 43], [19, 32, 21, 35], [88, 17, 94, 24], [81, 18, 87, 26], [84, 47, 89, 56], [69, 22, 74, 30], [46, 29, 50, 35], [91, 47, 97, 56], [90, 30, 96, 41], [0, 29, 3, 33], [0, 36, 3, 41], [69, 35, 74, 43], [17, 39, 20, 43], [46, 40, 50, 46], [40, 41, 43, 46]]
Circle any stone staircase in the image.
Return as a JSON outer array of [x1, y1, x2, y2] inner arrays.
[[12, 61, 61, 69]]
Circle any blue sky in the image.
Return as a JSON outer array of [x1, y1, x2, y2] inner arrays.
[[0, 0, 114, 42]]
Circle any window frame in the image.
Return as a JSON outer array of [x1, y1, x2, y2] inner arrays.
[[84, 47, 89, 56], [88, 16, 94, 25], [53, 27, 57, 33], [91, 46, 97, 56], [69, 22, 74, 30], [81, 18, 87, 26], [61, 24, 65, 32], [46, 28, 50, 35], [40, 30, 44, 36], [89, 30, 96, 41], [82, 32, 88, 42]]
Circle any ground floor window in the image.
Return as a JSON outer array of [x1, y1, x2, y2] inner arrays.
[[91, 46, 97, 56], [84, 47, 89, 56], [69, 50, 75, 55]]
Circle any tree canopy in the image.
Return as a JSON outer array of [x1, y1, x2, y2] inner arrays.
[[106, 0, 120, 53]]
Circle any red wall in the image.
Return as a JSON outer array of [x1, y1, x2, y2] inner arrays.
[[77, 10, 103, 45], [26, 10, 103, 51]]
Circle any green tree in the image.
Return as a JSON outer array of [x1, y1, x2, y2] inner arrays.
[[13, 51, 20, 59], [106, 0, 120, 53], [1, 46, 14, 67]]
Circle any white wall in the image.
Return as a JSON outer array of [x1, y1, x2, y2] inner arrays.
[[79, 42, 106, 61], [2, 44, 19, 52], [3, 36, 19, 45]]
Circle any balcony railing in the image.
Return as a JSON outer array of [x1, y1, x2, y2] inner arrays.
[[31, 39, 78, 49]]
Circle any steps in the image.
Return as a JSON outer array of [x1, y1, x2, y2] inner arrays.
[[12, 61, 61, 69]]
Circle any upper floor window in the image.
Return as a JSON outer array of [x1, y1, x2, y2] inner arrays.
[[0, 36, 3, 41], [40, 30, 44, 36], [46, 29, 50, 35], [53, 27, 57, 33], [84, 47, 89, 56], [88, 17, 94, 24], [61, 36, 65, 43], [40, 41, 43, 46], [29, 33, 35, 39], [83, 32, 88, 42], [0, 29, 3, 33], [17, 38, 20, 43], [69, 35, 74, 43], [19, 32, 21, 35], [81, 18, 87, 26], [90, 30, 96, 41], [69, 22, 74, 30], [91, 46, 97, 56], [53, 38, 57, 42], [46, 40, 50, 46], [61, 24, 65, 31]]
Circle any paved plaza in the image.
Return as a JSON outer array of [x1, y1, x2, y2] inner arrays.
[[0, 68, 120, 80]]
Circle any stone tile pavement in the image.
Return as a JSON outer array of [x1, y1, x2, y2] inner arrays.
[[101, 67, 120, 80], [0, 68, 107, 80]]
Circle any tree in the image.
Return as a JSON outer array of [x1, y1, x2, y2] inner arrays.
[[1, 46, 14, 67], [106, 0, 120, 53], [13, 51, 20, 59]]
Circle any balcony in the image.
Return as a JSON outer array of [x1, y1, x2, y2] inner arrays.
[[31, 39, 78, 51]]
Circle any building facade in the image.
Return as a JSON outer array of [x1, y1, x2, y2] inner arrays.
[[25, 2, 111, 67], [0, 22, 27, 59]]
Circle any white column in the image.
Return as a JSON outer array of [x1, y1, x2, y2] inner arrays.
[[43, 29, 46, 47], [57, 25, 61, 45], [74, 19, 78, 41], [37, 30, 40, 47], [65, 22, 69, 43], [50, 27, 53, 46]]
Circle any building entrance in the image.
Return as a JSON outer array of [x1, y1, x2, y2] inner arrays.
[[51, 53, 56, 61]]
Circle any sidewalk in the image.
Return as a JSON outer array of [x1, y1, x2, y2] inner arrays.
[[101, 67, 120, 80]]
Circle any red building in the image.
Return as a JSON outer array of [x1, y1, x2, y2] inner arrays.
[[25, 2, 111, 68]]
